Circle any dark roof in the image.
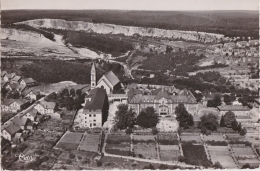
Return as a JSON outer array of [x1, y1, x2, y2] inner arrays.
[[155, 90, 171, 99], [1, 71, 7, 77], [13, 117, 30, 127], [83, 88, 106, 111], [2, 99, 15, 106], [14, 99, 28, 105], [12, 76, 22, 82], [7, 82, 19, 89], [217, 105, 250, 111], [23, 78, 36, 84], [4, 123, 21, 136], [127, 88, 142, 101], [103, 71, 120, 86], [39, 101, 57, 109]]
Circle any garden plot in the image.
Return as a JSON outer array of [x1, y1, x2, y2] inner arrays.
[[232, 146, 256, 157], [237, 158, 260, 168], [133, 143, 157, 159], [105, 134, 132, 156], [78, 133, 100, 152], [157, 133, 179, 145], [133, 134, 157, 159], [159, 145, 180, 161], [55, 132, 83, 150], [182, 144, 209, 166], [207, 146, 237, 169], [202, 134, 225, 141], [180, 135, 202, 143], [226, 134, 247, 141]]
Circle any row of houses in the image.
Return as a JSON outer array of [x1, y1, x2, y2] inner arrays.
[[1, 100, 58, 142]]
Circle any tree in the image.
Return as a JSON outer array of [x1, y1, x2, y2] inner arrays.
[[114, 104, 136, 130], [240, 128, 247, 136], [136, 107, 159, 128], [199, 113, 219, 131], [237, 122, 242, 132], [231, 120, 238, 131], [175, 103, 194, 128], [212, 94, 222, 107], [224, 94, 232, 105], [96, 160, 102, 167], [158, 164, 168, 170], [224, 111, 236, 128], [220, 115, 225, 127], [241, 163, 250, 169]]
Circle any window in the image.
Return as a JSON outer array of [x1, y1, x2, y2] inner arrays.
[[90, 123, 92, 127], [93, 123, 96, 126], [85, 121, 87, 123], [93, 114, 96, 117], [93, 120, 96, 122], [85, 117, 87, 119], [89, 114, 92, 117]]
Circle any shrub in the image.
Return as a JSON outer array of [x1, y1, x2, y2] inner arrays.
[[66, 159, 72, 164], [96, 160, 102, 167], [69, 153, 75, 159], [159, 164, 168, 170]]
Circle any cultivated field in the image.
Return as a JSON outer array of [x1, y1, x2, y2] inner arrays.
[[157, 133, 179, 145], [202, 134, 225, 141], [133, 142, 157, 159], [159, 145, 180, 161], [55, 132, 84, 150], [180, 134, 202, 143], [182, 144, 209, 166], [207, 146, 237, 168], [105, 134, 132, 156], [78, 133, 100, 152]]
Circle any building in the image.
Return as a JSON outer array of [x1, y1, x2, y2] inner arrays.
[[21, 108, 39, 122], [217, 105, 250, 116], [20, 78, 37, 87], [128, 88, 198, 116], [77, 88, 109, 128], [22, 88, 41, 101], [3, 73, 16, 82], [1, 99, 29, 112], [34, 101, 58, 114], [5, 82, 19, 91], [1, 123, 22, 141], [11, 76, 22, 84]]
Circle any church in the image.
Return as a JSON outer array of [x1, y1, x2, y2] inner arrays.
[[90, 63, 121, 94]]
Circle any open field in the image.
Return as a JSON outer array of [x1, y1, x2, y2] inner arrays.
[[232, 146, 256, 157], [56, 132, 84, 150], [207, 146, 237, 168], [78, 133, 100, 152], [159, 145, 180, 161]]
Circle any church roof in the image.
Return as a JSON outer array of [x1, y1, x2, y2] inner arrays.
[[83, 88, 106, 111], [103, 71, 120, 86], [91, 63, 96, 73]]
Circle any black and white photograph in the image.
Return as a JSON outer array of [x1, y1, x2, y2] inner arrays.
[[1, 0, 259, 170]]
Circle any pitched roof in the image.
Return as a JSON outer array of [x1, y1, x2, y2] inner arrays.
[[83, 88, 106, 111], [12, 76, 22, 82], [39, 101, 57, 109], [103, 71, 120, 87], [23, 78, 36, 84], [1, 71, 7, 77], [13, 117, 30, 127], [22, 88, 40, 96], [16, 84, 27, 92], [5, 73, 14, 79], [7, 82, 19, 89], [127, 88, 142, 101], [21, 108, 38, 118], [217, 105, 250, 111], [4, 123, 21, 136], [155, 89, 171, 99], [2, 99, 15, 106], [14, 99, 28, 105], [91, 63, 96, 73]]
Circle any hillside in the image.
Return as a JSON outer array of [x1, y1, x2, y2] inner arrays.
[[2, 10, 258, 38]]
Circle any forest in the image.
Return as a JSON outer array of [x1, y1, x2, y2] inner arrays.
[[19, 60, 125, 84], [2, 10, 259, 38], [41, 28, 133, 56]]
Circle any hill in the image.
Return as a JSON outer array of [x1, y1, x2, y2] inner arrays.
[[2, 10, 258, 38]]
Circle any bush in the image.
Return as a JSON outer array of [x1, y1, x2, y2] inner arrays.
[[96, 160, 102, 167], [66, 159, 72, 164], [158, 164, 168, 170], [178, 156, 186, 162], [69, 153, 75, 159]]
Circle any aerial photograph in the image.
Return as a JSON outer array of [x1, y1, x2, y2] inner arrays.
[[1, 0, 259, 170]]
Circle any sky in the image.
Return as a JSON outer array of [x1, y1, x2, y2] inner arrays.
[[2, 0, 259, 11]]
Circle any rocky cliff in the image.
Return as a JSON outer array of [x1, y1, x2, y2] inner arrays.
[[16, 19, 225, 43]]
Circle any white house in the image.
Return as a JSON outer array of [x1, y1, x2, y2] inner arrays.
[[2, 123, 22, 141], [20, 78, 36, 87], [34, 101, 57, 115], [1, 99, 29, 112]]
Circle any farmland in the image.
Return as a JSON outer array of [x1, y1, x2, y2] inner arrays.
[[182, 143, 210, 166], [159, 145, 180, 161], [157, 133, 179, 145], [133, 135, 157, 159], [207, 146, 237, 168], [55, 132, 84, 150], [78, 133, 100, 152], [180, 133, 202, 144], [105, 134, 132, 156]]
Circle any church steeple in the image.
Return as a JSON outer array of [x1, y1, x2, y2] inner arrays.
[[91, 62, 96, 89]]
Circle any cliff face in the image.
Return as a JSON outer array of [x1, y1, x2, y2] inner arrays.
[[1, 28, 58, 45], [16, 19, 225, 43]]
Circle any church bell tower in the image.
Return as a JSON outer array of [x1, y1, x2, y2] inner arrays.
[[91, 63, 96, 89]]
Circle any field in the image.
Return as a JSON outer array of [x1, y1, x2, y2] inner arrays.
[[55, 132, 84, 150], [78, 133, 100, 152], [157, 133, 179, 145], [226, 134, 247, 141], [202, 134, 225, 141], [182, 144, 209, 166], [180, 134, 202, 144], [105, 134, 131, 156], [133, 134, 156, 143], [232, 146, 256, 157], [133, 142, 157, 159], [207, 146, 237, 168], [159, 145, 180, 161]]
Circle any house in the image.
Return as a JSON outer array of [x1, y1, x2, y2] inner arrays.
[[34, 101, 58, 114], [128, 88, 198, 116], [1, 99, 29, 112], [1, 80, 8, 88], [21, 108, 39, 122], [236, 41, 249, 48], [217, 105, 250, 116], [77, 88, 108, 128], [249, 39, 259, 46], [16, 84, 27, 93], [1, 71, 7, 78], [13, 117, 32, 130], [11, 76, 22, 84], [5, 82, 19, 91], [94, 65, 121, 94], [20, 78, 37, 87], [3, 73, 16, 82], [22, 88, 41, 100], [1, 123, 22, 141]]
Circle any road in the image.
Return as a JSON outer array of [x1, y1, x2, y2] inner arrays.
[[1, 96, 45, 130]]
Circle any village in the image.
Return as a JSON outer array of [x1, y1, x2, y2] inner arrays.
[[1, 59, 260, 169]]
